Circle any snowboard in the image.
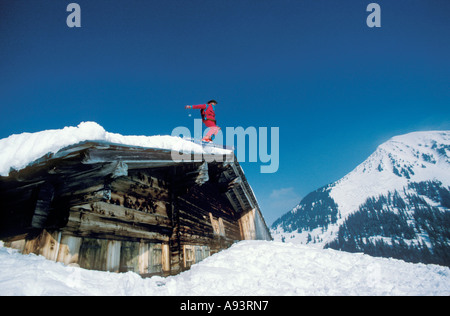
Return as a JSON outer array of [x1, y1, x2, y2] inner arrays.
[[183, 137, 234, 151]]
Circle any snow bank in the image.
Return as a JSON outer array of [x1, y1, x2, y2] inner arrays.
[[0, 122, 230, 176], [1, 241, 449, 296]]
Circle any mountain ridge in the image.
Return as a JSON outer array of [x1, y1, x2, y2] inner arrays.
[[271, 130, 450, 266]]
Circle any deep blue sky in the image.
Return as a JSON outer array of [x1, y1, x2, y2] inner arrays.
[[1, 0, 449, 224]]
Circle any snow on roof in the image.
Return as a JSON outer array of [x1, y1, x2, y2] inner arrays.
[[0, 122, 230, 177]]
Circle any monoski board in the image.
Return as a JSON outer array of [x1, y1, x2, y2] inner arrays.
[[182, 137, 235, 151]]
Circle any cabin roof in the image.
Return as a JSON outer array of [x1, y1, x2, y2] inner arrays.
[[2, 140, 267, 222]]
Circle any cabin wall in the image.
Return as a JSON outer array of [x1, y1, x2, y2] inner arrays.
[[1, 149, 271, 276], [175, 184, 242, 271], [2, 170, 173, 275], [59, 170, 173, 275], [3, 167, 247, 276], [5, 230, 171, 276], [239, 209, 257, 240], [238, 209, 272, 241]]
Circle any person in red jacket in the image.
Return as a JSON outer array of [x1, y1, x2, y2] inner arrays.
[[185, 99, 220, 142]]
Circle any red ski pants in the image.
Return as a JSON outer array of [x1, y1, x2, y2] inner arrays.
[[203, 121, 220, 141]]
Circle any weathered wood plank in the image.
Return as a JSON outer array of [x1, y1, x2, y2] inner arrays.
[[138, 242, 149, 274], [78, 238, 108, 271], [109, 192, 168, 216], [72, 202, 171, 227], [57, 235, 82, 266], [239, 209, 257, 240], [162, 243, 170, 273], [120, 241, 139, 273], [106, 240, 121, 272], [22, 230, 61, 260], [66, 208, 170, 242]]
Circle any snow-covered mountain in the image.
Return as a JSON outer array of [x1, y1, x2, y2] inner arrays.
[[272, 131, 450, 266]]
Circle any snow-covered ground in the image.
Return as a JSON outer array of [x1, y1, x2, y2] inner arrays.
[[1, 240, 448, 296]]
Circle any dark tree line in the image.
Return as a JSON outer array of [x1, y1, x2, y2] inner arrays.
[[326, 181, 450, 267], [272, 185, 339, 232]]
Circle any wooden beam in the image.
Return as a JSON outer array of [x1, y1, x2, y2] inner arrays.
[[31, 183, 55, 229]]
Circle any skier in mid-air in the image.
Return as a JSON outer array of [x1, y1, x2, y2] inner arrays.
[[185, 99, 220, 142]]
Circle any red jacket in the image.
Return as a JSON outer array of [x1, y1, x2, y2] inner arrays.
[[192, 103, 217, 127]]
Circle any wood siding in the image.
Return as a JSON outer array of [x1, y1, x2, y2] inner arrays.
[[0, 142, 271, 276]]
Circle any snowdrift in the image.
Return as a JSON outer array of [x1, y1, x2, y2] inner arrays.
[[1, 240, 449, 296]]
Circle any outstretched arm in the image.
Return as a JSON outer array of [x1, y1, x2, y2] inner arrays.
[[185, 104, 206, 109]]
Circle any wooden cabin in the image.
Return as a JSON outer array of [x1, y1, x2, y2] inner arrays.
[[0, 141, 271, 276]]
